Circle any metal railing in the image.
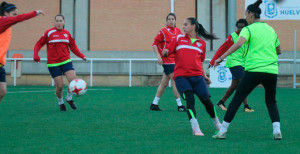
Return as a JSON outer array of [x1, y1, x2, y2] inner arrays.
[[6, 58, 300, 88]]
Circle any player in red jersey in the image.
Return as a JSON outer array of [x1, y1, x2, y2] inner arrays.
[[163, 17, 221, 136], [34, 14, 86, 111], [150, 13, 186, 112], [0, 1, 44, 103]]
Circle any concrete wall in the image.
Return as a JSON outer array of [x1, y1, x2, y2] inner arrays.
[[4, 74, 300, 88], [5, 50, 300, 76]]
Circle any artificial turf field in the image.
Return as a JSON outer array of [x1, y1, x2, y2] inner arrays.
[[0, 86, 299, 153]]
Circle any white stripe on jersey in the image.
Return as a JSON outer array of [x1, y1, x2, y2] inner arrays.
[[176, 45, 203, 53], [47, 30, 57, 37], [176, 34, 185, 42], [48, 39, 69, 43]]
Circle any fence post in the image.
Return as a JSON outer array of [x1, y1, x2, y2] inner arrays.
[[129, 60, 132, 87], [90, 59, 93, 87], [13, 59, 17, 86], [52, 79, 54, 86], [293, 30, 297, 89]]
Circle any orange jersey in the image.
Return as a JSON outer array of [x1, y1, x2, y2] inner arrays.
[[0, 26, 11, 65], [0, 11, 37, 65]]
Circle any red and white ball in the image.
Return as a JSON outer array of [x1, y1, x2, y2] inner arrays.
[[68, 79, 87, 96]]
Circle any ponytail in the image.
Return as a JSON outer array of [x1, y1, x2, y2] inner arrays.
[[0, 1, 16, 16], [246, 0, 262, 18], [186, 18, 218, 40], [197, 23, 218, 40]]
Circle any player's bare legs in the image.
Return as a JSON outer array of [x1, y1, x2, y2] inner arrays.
[[64, 70, 77, 110], [0, 82, 7, 103], [54, 75, 66, 111], [217, 78, 254, 112]]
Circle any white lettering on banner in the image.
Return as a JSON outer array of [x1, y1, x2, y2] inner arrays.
[[245, 0, 300, 20], [210, 61, 232, 88]]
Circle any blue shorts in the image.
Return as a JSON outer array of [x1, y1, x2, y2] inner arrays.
[[175, 76, 210, 100], [48, 62, 74, 78], [229, 65, 245, 80], [0, 67, 5, 82], [162, 64, 175, 75]]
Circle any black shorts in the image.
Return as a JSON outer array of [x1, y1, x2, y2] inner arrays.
[[48, 62, 74, 78], [162, 64, 175, 75], [0, 67, 5, 82], [229, 65, 245, 80]]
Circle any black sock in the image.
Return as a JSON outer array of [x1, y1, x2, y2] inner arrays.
[[218, 100, 225, 105]]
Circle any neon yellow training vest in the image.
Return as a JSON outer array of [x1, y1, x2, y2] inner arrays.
[[225, 32, 244, 68], [239, 22, 280, 74]]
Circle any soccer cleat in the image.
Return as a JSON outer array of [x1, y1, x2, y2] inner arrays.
[[193, 128, 204, 136], [178, 105, 187, 112], [244, 106, 254, 112], [212, 131, 226, 139], [217, 101, 227, 111], [59, 104, 67, 111], [66, 100, 77, 110], [273, 133, 282, 140], [150, 104, 162, 111]]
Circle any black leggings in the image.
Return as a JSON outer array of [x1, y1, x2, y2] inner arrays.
[[185, 90, 216, 120], [224, 72, 280, 123]]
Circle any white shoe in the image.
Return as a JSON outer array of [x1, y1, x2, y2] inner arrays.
[[212, 131, 226, 139], [193, 128, 204, 136], [273, 132, 282, 140]]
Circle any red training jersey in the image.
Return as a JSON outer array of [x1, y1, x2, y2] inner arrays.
[[152, 26, 181, 64], [0, 11, 37, 65], [166, 34, 207, 79], [34, 27, 86, 64], [0, 11, 37, 34], [209, 31, 238, 65]]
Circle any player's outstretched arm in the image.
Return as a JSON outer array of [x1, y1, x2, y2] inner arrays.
[[69, 36, 87, 62]]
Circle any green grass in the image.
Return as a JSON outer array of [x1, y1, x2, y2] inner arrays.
[[0, 86, 299, 153]]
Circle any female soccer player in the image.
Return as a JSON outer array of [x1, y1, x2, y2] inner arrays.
[[150, 13, 186, 111], [213, 0, 282, 140], [163, 18, 221, 136], [0, 1, 44, 103], [34, 14, 87, 111], [210, 19, 254, 112]]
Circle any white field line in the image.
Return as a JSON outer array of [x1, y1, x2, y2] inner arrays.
[[7, 89, 112, 94]]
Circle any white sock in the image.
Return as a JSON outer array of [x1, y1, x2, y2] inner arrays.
[[152, 96, 160, 105], [66, 90, 73, 101], [190, 118, 201, 131], [272, 122, 281, 134], [176, 98, 182, 106], [57, 97, 64, 105], [219, 121, 230, 133], [212, 117, 220, 125]]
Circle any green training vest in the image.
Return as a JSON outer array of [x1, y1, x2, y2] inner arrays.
[[239, 22, 279, 74], [225, 32, 245, 68]]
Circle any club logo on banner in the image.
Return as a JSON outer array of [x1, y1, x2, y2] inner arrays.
[[265, 1, 277, 18], [245, 0, 300, 20], [210, 61, 232, 88], [217, 67, 228, 83]]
